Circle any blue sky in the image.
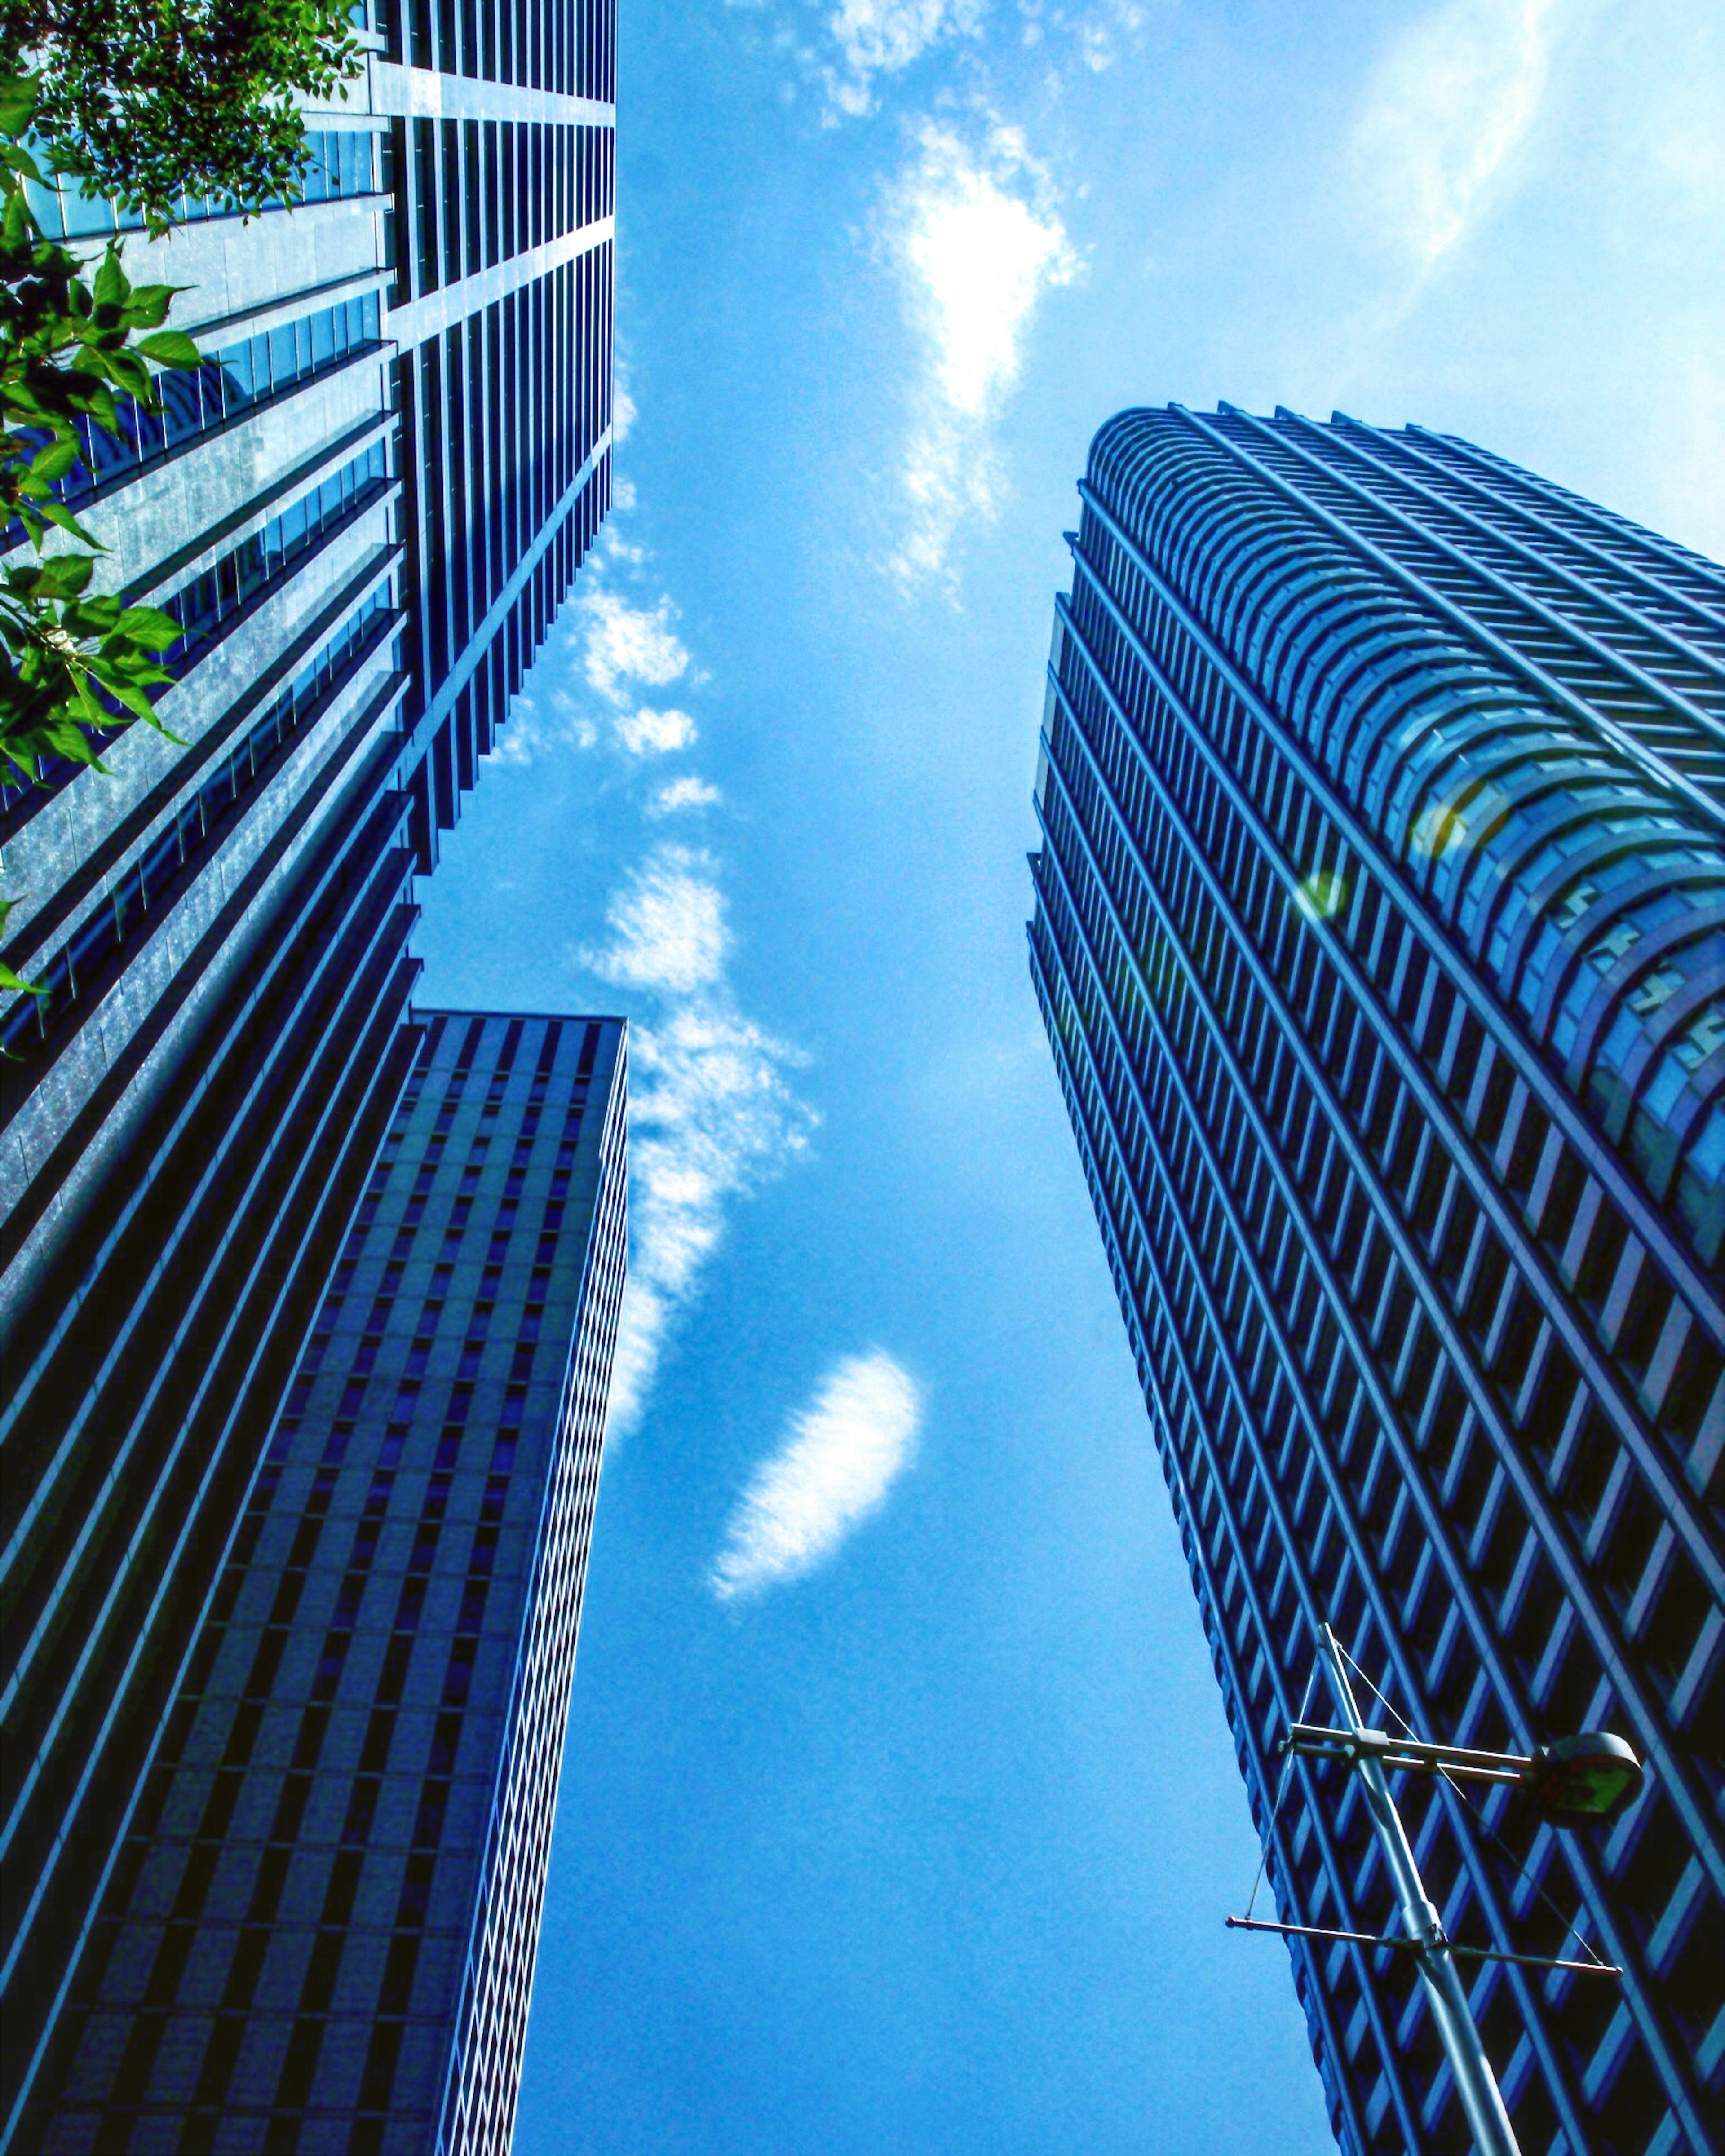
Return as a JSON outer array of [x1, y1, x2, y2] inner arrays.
[[415, 0, 1723, 2147]]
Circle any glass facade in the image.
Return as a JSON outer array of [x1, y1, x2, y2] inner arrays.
[[23, 129, 382, 242], [20, 1011, 626, 2155], [1028, 404, 1723, 2153], [0, 4, 618, 2143]]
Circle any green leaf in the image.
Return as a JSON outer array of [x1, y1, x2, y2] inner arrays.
[[36, 501, 104, 548], [102, 350, 153, 401], [80, 386, 120, 438], [0, 960, 47, 996], [6, 380, 57, 425], [91, 673, 159, 723], [133, 330, 202, 370], [122, 285, 181, 329], [66, 592, 124, 635], [0, 75, 39, 137], [91, 251, 127, 312], [115, 604, 180, 650], [53, 711, 111, 764], [32, 553, 96, 599], [28, 439, 80, 483], [1, 185, 30, 254]]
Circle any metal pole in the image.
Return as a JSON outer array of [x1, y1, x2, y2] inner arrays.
[[1316, 1626, 1522, 2156]]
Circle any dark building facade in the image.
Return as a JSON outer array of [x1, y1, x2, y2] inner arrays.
[[21, 1009, 627, 2154], [0, 3, 616, 2139], [1027, 405, 1723, 2153]]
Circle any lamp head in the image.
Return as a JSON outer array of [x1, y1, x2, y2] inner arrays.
[[1526, 1732, 1643, 1827]]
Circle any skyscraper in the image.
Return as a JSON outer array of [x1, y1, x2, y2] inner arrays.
[[0, 3, 617, 2136], [1027, 404, 1723, 2153], [18, 1009, 627, 2156]]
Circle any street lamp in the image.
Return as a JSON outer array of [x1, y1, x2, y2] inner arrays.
[[1226, 1625, 1641, 2156]]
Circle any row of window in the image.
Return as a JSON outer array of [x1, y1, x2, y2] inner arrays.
[[0, 587, 396, 1064], [387, 0, 616, 103], [6, 318, 392, 582], [403, 115, 613, 301], [1191, 407, 1725, 804], [28, 294, 386, 525], [67, 1049, 592, 2134], [24, 131, 379, 241], [1043, 597, 1718, 1827], [407, 252, 610, 702], [1078, 515, 1725, 1266], [1066, 544, 1725, 1458], [1031, 723, 1715, 2151], [1027, 933, 1445, 2152], [1310, 413, 1725, 651], [72, 1429, 469, 2117], [1087, 408, 1725, 835], [1029, 928, 1685, 2152], [165, 439, 392, 673]]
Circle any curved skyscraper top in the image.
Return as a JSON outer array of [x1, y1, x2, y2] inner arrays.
[[1030, 405, 1723, 2152], [1082, 405, 1725, 1267]]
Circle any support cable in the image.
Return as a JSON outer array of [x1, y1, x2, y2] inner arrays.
[[1335, 1640, 1613, 1973]]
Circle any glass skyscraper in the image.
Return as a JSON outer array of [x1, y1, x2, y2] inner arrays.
[[0, 2, 618, 2140], [19, 1010, 627, 2155], [1027, 404, 1722, 2153]]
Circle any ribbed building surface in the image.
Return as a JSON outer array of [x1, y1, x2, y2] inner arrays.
[[21, 1011, 627, 2156], [0, 4, 615, 2139], [1028, 404, 1723, 2153]]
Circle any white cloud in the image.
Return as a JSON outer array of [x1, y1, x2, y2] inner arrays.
[[577, 587, 690, 702], [1353, 0, 1566, 265], [606, 1003, 817, 1438], [612, 372, 637, 445], [616, 705, 698, 755], [884, 124, 1077, 586], [586, 844, 730, 995], [902, 124, 1075, 415], [711, 1352, 922, 1600], [486, 618, 599, 766], [650, 775, 724, 816], [535, 509, 814, 1450], [825, 0, 984, 116]]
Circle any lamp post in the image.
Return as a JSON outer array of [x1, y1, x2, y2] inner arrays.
[[1226, 1625, 1642, 2156]]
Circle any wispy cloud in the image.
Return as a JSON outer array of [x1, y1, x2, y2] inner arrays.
[[581, 845, 815, 1439], [488, 568, 697, 768], [616, 705, 698, 755], [711, 1351, 922, 1600], [824, 0, 984, 116], [1352, 0, 1566, 266], [650, 775, 724, 817], [579, 588, 692, 702], [586, 843, 730, 995], [1017, 0, 1146, 76], [607, 1002, 817, 1437], [883, 122, 1077, 588], [513, 499, 816, 1444]]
